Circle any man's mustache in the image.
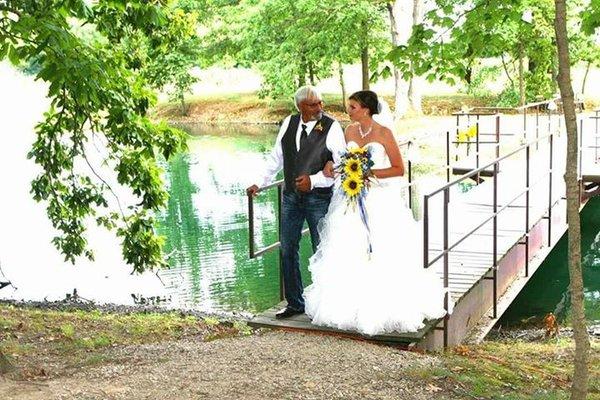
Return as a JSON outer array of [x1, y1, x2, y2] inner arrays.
[[311, 111, 323, 121]]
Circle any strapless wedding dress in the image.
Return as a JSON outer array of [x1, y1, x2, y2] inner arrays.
[[304, 141, 446, 335]]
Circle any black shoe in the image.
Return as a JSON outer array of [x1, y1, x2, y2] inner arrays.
[[275, 307, 304, 319]]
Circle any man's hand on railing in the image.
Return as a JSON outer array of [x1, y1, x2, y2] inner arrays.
[[246, 184, 260, 197]]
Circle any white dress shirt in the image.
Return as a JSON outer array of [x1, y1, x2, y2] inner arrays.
[[258, 115, 346, 189]]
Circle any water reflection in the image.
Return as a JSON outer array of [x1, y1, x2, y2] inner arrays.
[[499, 196, 600, 327], [156, 123, 314, 313]]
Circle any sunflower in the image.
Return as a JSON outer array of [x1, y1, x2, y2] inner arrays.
[[342, 176, 363, 198], [344, 158, 362, 176], [349, 146, 367, 155]]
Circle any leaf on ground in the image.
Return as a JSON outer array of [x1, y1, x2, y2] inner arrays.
[[454, 345, 470, 356], [426, 384, 442, 393]]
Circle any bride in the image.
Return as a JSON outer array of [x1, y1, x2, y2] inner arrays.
[[304, 90, 447, 336]]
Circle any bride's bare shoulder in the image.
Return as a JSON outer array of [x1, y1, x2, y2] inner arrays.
[[374, 123, 393, 139], [345, 123, 358, 139], [345, 122, 359, 132]]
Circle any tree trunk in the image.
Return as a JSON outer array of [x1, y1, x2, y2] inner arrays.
[[387, 1, 405, 118], [501, 54, 516, 88], [581, 61, 591, 96], [299, 55, 307, 87], [308, 61, 315, 86], [464, 66, 473, 85], [338, 60, 346, 110], [361, 19, 370, 90], [528, 58, 537, 75], [387, 1, 409, 118], [554, 1, 590, 399], [179, 91, 188, 116], [519, 42, 525, 106], [408, 0, 423, 115], [361, 45, 369, 90]]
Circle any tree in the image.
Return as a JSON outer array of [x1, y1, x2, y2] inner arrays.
[[574, 0, 600, 96], [388, 0, 594, 105], [386, 0, 423, 118], [407, 0, 423, 115], [144, 5, 202, 116], [0, 0, 187, 273], [554, 0, 594, 398], [204, 0, 390, 100]]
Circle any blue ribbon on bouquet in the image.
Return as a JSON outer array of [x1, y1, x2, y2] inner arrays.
[[357, 196, 372, 255]]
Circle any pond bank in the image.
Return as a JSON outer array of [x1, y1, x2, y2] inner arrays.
[[153, 93, 600, 125], [1, 302, 598, 399], [152, 93, 501, 125]]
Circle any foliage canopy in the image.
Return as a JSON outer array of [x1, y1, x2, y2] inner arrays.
[[0, 0, 188, 272]]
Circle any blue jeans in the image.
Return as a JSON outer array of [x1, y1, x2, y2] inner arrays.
[[280, 191, 332, 311]]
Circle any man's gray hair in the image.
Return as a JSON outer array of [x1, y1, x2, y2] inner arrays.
[[294, 86, 322, 111]]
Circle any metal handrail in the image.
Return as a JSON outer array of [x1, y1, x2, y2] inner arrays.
[[248, 138, 415, 257], [247, 180, 311, 301], [515, 98, 560, 111], [245, 101, 570, 347], [423, 130, 558, 347], [426, 133, 552, 198], [248, 181, 311, 258], [424, 168, 553, 268]]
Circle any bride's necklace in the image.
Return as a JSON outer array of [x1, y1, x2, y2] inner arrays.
[[358, 122, 373, 138]]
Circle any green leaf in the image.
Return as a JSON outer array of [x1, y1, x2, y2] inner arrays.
[[7, 45, 20, 66]]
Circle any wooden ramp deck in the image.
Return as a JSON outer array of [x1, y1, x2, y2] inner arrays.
[[250, 136, 569, 348], [249, 301, 441, 346], [248, 113, 599, 349]]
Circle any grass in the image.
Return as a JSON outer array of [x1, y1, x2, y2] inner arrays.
[[406, 339, 600, 399], [0, 303, 251, 379], [1, 303, 598, 400]]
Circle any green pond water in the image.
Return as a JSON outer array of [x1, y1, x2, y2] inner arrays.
[[154, 123, 315, 313], [498, 196, 600, 328]]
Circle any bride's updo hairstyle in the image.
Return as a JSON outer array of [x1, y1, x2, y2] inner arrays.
[[349, 90, 379, 116]]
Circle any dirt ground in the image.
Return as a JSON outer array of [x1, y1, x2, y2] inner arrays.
[[0, 330, 461, 400]]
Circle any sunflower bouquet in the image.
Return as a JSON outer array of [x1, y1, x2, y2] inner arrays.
[[336, 146, 376, 253], [337, 146, 375, 208]]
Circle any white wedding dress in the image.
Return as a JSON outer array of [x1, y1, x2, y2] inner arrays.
[[304, 141, 447, 335]]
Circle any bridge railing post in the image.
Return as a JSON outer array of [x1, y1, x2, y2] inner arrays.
[[525, 144, 530, 277], [446, 131, 450, 183], [408, 141, 413, 210], [548, 133, 553, 247], [423, 194, 429, 271], [523, 107, 528, 142], [492, 154, 498, 319], [248, 191, 255, 258], [443, 187, 449, 348], [455, 114, 460, 162], [476, 121, 480, 184], [579, 119, 583, 182], [595, 109, 599, 163], [495, 115, 500, 159], [277, 185, 284, 301], [247, 180, 308, 302]]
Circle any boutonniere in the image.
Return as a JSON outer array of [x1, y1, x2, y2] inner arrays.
[[314, 122, 324, 133]]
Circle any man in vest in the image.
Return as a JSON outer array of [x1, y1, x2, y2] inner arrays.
[[247, 86, 346, 319]]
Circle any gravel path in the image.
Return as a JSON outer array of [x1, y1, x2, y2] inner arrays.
[[0, 330, 458, 400]]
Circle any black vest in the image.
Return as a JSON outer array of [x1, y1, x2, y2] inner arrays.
[[281, 113, 335, 194]]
